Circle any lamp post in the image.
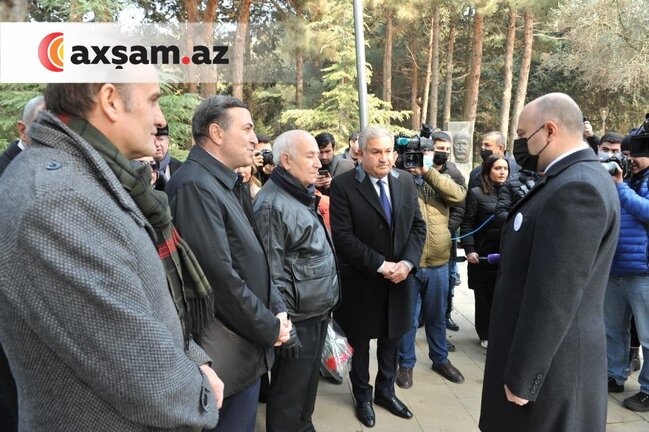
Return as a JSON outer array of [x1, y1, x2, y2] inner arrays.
[[599, 107, 608, 136]]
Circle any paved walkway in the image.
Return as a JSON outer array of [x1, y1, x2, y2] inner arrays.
[[256, 263, 648, 431]]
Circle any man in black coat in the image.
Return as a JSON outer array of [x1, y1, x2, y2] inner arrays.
[[166, 95, 291, 432], [0, 95, 45, 178], [480, 93, 620, 432], [330, 125, 426, 428]]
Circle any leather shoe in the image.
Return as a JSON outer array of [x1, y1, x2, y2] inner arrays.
[[446, 316, 460, 331], [355, 401, 375, 427], [374, 395, 413, 419], [396, 366, 413, 389], [432, 361, 465, 384]]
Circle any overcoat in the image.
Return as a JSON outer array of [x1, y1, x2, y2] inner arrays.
[[330, 165, 426, 340], [479, 148, 620, 431]]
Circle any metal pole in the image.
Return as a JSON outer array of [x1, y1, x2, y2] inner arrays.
[[353, 0, 368, 130]]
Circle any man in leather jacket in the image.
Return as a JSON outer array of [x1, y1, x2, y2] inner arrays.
[[253, 130, 340, 431]]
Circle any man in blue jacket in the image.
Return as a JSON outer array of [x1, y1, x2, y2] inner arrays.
[[606, 131, 649, 412]]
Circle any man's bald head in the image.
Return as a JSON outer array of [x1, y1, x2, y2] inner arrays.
[[526, 93, 584, 140]]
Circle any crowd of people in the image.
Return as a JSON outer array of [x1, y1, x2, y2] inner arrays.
[[0, 77, 647, 432]]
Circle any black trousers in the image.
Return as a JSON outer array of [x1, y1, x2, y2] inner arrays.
[[474, 286, 495, 341], [266, 318, 329, 432], [0, 344, 16, 432], [208, 378, 260, 432], [347, 335, 401, 404]]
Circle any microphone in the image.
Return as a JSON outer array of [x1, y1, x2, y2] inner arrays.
[[455, 253, 500, 264]]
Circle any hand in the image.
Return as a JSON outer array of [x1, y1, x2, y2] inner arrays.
[[199, 364, 224, 409], [467, 252, 480, 264], [384, 261, 411, 284], [613, 163, 624, 184], [583, 121, 593, 138], [277, 324, 302, 359], [315, 173, 332, 189], [504, 384, 529, 406], [275, 313, 292, 346], [253, 152, 265, 168], [407, 165, 428, 176], [262, 164, 274, 175]]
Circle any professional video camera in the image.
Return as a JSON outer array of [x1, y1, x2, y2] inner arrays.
[[394, 124, 435, 169], [600, 153, 632, 179], [255, 149, 274, 166]]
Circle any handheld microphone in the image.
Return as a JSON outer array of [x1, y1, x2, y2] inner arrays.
[[455, 253, 500, 264]]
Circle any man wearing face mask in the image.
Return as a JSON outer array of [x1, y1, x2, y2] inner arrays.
[[469, 131, 519, 190], [480, 93, 620, 432], [396, 138, 467, 388]]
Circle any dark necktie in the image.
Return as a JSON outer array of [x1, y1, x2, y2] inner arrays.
[[377, 179, 392, 228]]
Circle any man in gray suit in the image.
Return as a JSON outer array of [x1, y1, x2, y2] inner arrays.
[[0, 75, 221, 431], [480, 93, 620, 431]]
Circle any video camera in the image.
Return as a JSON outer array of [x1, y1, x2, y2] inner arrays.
[[394, 124, 435, 169]]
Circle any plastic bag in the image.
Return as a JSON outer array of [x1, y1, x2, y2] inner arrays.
[[320, 320, 353, 384]]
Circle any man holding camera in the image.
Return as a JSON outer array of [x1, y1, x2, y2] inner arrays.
[[315, 132, 354, 195], [253, 134, 274, 185], [396, 137, 467, 389], [605, 132, 649, 412]]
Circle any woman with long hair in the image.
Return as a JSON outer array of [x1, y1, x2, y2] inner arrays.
[[460, 154, 509, 349]]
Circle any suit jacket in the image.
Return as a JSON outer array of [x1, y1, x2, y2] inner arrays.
[[0, 140, 22, 177], [0, 112, 218, 431], [166, 145, 285, 397], [330, 165, 425, 339], [480, 148, 620, 432]]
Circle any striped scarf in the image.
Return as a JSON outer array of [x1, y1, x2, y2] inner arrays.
[[66, 117, 214, 347]]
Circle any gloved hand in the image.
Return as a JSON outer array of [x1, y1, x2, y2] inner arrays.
[[277, 325, 302, 359]]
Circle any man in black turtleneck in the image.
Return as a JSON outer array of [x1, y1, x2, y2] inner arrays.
[[253, 130, 340, 432]]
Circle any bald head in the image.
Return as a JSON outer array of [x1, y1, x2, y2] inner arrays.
[[516, 93, 587, 172], [526, 93, 584, 140], [17, 95, 45, 145], [273, 130, 321, 187]]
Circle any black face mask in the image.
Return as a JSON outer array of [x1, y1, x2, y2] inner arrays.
[[433, 151, 448, 166], [480, 149, 493, 162], [513, 125, 548, 172]]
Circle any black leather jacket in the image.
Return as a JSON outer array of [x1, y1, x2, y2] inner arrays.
[[254, 172, 340, 323]]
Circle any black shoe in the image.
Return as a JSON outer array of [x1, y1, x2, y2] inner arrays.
[[446, 317, 460, 332], [608, 377, 624, 393], [355, 401, 375, 427], [374, 395, 413, 419], [623, 392, 649, 412], [447, 339, 456, 352], [432, 362, 465, 384], [629, 347, 641, 372]]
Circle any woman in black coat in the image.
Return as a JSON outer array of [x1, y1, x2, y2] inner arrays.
[[460, 155, 509, 348]]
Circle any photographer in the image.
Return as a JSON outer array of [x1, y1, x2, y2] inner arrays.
[[396, 139, 467, 388], [253, 134, 274, 184], [314, 132, 354, 195], [605, 132, 649, 412]]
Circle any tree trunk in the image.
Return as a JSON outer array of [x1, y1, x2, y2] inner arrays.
[[232, 0, 252, 100], [428, 5, 440, 127], [295, 47, 304, 107], [382, 11, 393, 104], [499, 7, 516, 142], [410, 40, 419, 130], [0, 0, 28, 21], [508, 9, 534, 149], [294, 3, 304, 107], [421, 7, 435, 126], [463, 10, 484, 124], [184, 0, 219, 95], [443, 22, 456, 129]]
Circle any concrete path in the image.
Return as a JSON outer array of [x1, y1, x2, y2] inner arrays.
[[256, 263, 648, 431]]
